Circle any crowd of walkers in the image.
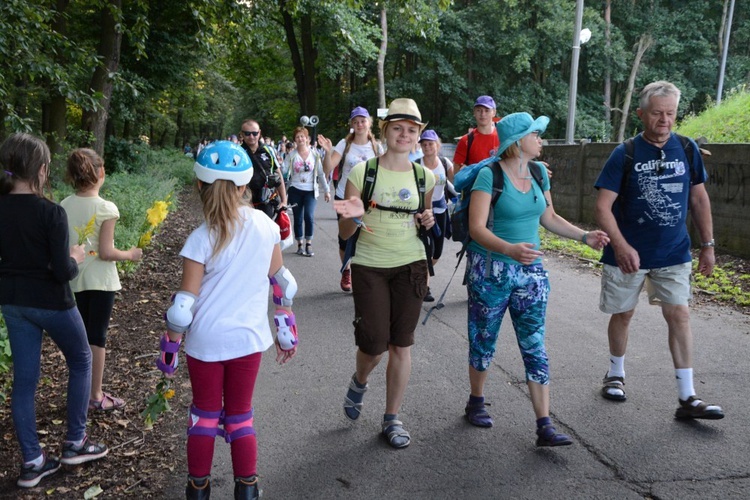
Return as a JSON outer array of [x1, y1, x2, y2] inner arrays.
[[0, 79, 724, 499]]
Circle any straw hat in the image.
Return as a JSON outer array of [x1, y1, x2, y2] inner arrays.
[[379, 98, 427, 131]]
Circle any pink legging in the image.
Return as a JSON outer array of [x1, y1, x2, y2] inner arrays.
[[186, 353, 262, 478]]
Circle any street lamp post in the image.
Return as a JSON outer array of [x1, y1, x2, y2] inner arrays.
[[717, 0, 736, 105], [565, 0, 590, 144]]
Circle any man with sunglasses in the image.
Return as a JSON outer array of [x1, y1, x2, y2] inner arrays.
[[240, 119, 288, 218], [593, 81, 722, 421]]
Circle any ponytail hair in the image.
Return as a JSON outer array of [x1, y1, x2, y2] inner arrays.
[[0, 133, 51, 197], [66, 148, 103, 191]]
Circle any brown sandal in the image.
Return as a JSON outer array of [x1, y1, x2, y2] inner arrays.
[[89, 392, 126, 411]]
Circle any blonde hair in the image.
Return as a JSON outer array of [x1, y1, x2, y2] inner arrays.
[[198, 180, 248, 257], [0, 133, 51, 198], [343, 116, 378, 157], [66, 148, 103, 191], [500, 143, 520, 160]]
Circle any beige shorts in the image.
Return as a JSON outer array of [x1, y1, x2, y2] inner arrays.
[[599, 262, 692, 314]]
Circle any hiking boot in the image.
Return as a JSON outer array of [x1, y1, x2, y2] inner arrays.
[[17, 452, 61, 488], [186, 475, 211, 499], [423, 287, 435, 302], [340, 269, 352, 292], [234, 475, 260, 500], [675, 396, 725, 420], [59, 435, 108, 465]]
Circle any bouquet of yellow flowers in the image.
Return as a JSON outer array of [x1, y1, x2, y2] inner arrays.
[[137, 196, 172, 249], [73, 214, 98, 256]]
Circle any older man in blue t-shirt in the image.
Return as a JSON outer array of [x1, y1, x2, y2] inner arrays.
[[594, 81, 722, 421]]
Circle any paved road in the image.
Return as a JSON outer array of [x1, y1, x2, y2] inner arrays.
[[188, 202, 750, 499]]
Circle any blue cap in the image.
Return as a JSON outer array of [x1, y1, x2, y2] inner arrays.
[[350, 106, 370, 121], [474, 96, 496, 109]]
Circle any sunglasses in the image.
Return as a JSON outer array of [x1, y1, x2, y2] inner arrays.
[[241, 130, 260, 137]]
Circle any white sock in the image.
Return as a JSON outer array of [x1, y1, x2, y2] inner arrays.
[[675, 368, 695, 401], [607, 355, 625, 378], [25, 453, 44, 467]]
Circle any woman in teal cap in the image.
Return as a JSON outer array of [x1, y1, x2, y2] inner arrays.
[[463, 112, 609, 446]]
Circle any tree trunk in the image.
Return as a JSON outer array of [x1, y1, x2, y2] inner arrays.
[[42, 0, 70, 157], [81, 0, 123, 156], [175, 108, 184, 149], [617, 34, 652, 142], [280, 2, 306, 114], [377, 6, 387, 109], [301, 13, 317, 116]]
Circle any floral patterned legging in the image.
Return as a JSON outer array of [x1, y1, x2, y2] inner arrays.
[[465, 250, 550, 385]]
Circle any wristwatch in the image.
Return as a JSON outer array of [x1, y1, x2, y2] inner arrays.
[[701, 239, 715, 248]]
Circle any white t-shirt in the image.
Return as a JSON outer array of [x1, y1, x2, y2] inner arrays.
[[419, 156, 454, 214], [180, 206, 280, 362], [334, 139, 379, 199]]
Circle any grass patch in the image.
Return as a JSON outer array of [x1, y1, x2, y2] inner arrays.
[[540, 228, 603, 262], [676, 87, 750, 143]]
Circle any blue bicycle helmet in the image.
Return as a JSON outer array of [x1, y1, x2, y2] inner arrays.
[[194, 141, 253, 186]]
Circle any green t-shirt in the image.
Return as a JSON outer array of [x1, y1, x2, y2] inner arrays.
[[347, 161, 436, 268]]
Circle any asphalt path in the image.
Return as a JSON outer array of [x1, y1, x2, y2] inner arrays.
[[195, 201, 750, 499]]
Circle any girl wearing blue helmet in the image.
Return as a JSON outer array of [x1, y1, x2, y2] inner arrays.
[[157, 141, 298, 499]]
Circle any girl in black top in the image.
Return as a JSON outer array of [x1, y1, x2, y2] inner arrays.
[[0, 133, 108, 489]]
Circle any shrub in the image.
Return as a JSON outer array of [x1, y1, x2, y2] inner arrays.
[[104, 136, 150, 174]]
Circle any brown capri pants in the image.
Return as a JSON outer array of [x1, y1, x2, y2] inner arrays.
[[351, 261, 428, 355]]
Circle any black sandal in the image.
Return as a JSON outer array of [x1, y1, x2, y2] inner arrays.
[[601, 374, 626, 401]]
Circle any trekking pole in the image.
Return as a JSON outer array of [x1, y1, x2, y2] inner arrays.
[[421, 252, 464, 326]]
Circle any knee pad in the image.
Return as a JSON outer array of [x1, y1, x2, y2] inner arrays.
[[224, 409, 256, 443], [270, 266, 297, 307], [187, 405, 224, 439]]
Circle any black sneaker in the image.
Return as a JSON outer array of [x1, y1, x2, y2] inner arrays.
[[17, 453, 61, 488], [60, 436, 109, 465], [423, 287, 435, 302]]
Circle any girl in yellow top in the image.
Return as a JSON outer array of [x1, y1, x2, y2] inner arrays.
[[333, 98, 436, 449], [61, 149, 143, 411]]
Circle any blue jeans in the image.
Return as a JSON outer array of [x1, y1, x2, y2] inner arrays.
[[2, 304, 91, 462], [287, 186, 317, 241]]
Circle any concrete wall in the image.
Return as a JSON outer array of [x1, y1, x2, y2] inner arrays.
[[540, 143, 750, 258]]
